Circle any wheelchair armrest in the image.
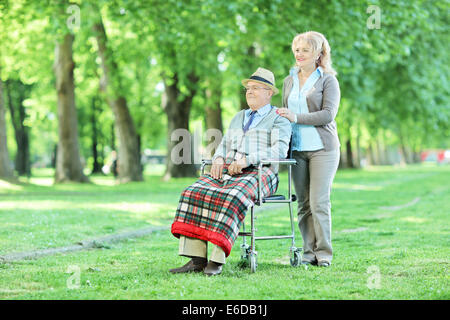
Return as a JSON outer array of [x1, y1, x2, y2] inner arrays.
[[203, 159, 296, 166], [260, 159, 297, 165]]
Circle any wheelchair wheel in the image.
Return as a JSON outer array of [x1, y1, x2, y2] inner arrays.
[[240, 244, 250, 259], [290, 248, 302, 267], [250, 253, 257, 273], [238, 244, 250, 268]]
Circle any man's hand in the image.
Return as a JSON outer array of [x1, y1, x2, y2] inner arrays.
[[228, 157, 247, 176], [210, 157, 225, 179]]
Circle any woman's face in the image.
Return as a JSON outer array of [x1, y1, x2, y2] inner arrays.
[[293, 39, 319, 69]]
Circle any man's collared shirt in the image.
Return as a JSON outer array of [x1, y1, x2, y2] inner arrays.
[[243, 103, 273, 131], [212, 106, 292, 173]]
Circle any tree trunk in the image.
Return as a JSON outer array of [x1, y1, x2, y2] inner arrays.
[[400, 143, 410, 164], [382, 131, 392, 165], [93, 16, 143, 183], [111, 123, 115, 151], [412, 151, 421, 163], [204, 77, 223, 157], [0, 71, 14, 179], [5, 79, 31, 177], [163, 72, 198, 180], [239, 45, 256, 110], [343, 123, 354, 168], [239, 89, 248, 111], [398, 125, 413, 164], [411, 141, 421, 163], [346, 139, 354, 168], [367, 143, 376, 166], [355, 124, 362, 168], [90, 96, 102, 174], [376, 136, 385, 165], [135, 83, 145, 176], [137, 133, 143, 175], [93, 16, 142, 183], [51, 144, 57, 168], [53, 33, 89, 183], [205, 83, 223, 133]]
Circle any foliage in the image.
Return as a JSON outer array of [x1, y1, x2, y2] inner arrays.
[[0, 0, 448, 174]]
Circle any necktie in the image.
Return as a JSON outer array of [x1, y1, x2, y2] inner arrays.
[[243, 111, 257, 133]]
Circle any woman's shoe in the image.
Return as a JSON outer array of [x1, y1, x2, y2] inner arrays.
[[204, 260, 223, 276], [318, 261, 331, 267], [301, 260, 318, 266]]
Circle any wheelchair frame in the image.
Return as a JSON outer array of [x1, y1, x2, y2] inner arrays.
[[201, 158, 303, 272]]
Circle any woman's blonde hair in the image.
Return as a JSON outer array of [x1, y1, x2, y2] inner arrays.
[[292, 31, 337, 76]]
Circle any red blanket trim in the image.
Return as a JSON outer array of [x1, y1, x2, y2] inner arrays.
[[171, 221, 232, 257]]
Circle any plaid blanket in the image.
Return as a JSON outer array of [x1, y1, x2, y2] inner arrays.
[[171, 165, 279, 257]]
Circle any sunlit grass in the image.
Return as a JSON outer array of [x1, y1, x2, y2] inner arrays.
[[0, 180, 24, 191], [0, 164, 449, 299], [333, 183, 383, 191]]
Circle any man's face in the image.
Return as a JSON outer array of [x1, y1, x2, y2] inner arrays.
[[245, 81, 273, 110]]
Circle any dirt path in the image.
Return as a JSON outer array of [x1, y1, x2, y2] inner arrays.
[[378, 197, 421, 211], [0, 226, 168, 263], [0, 203, 287, 263]]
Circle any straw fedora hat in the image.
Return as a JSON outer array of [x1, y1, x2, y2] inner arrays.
[[241, 67, 279, 95]]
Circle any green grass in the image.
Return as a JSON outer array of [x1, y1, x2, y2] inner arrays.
[[0, 164, 449, 299]]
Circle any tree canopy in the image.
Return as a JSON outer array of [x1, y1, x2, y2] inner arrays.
[[0, 0, 448, 180]]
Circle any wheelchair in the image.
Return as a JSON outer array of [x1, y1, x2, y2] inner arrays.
[[200, 155, 303, 273]]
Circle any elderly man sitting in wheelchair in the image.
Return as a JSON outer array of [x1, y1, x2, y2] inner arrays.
[[170, 67, 292, 276]]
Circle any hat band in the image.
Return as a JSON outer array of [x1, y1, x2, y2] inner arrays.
[[249, 75, 273, 86]]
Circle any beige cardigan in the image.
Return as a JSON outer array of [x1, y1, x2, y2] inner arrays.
[[282, 72, 341, 151]]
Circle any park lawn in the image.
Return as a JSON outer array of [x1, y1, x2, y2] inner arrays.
[[0, 164, 449, 299], [0, 166, 185, 253]]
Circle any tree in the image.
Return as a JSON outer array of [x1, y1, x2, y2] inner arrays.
[[89, 96, 103, 174], [5, 79, 31, 176], [1, 0, 449, 179], [54, 33, 89, 183], [92, 11, 143, 183], [0, 66, 14, 179]]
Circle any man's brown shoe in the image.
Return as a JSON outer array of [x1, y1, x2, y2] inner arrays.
[[204, 260, 223, 276], [169, 258, 207, 274]]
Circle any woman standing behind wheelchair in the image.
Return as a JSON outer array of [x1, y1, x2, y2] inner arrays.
[[276, 31, 340, 267]]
